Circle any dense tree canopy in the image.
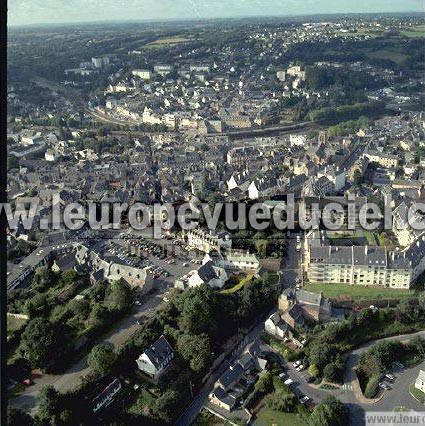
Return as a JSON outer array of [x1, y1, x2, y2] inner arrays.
[[309, 396, 349, 426]]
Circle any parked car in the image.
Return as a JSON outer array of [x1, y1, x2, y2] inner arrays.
[[379, 382, 391, 390], [279, 372, 287, 379], [284, 378, 294, 386], [293, 360, 302, 368], [385, 373, 395, 381], [296, 365, 305, 372], [299, 395, 310, 405]]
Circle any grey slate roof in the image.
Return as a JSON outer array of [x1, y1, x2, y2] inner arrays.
[[143, 335, 174, 370]]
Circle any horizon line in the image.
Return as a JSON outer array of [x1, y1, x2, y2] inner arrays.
[[8, 10, 425, 29]]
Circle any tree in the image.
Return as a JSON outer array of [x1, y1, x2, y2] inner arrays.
[[308, 364, 320, 378], [32, 267, 57, 292], [87, 344, 117, 377], [25, 293, 52, 318], [353, 169, 363, 186], [309, 396, 349, 426], [323, 363, 338, 383], [151, 389, 178, 423], [7, 407, 33, 426], [20, 318, 63, 368], [37, 386, 61, 423], [254, 371, 273, 393], [177, 333, 211, 373], [308, 342, 334, 372], [59, 270, 79, 286], [67, 299, 90, 318], [105, 280, 133, 312], [174, 286, 218, 336], [266, 391, 297, 413]]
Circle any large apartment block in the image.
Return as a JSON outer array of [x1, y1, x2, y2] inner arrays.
[[305, 231, 425, 289]]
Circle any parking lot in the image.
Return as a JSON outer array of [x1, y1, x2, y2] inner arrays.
[[113, 231, 204, 298], [267, 350, 331, 408]]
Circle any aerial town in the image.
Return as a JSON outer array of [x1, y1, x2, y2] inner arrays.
[[6, 11, 425, 426]]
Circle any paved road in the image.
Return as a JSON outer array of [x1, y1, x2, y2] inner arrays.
[[280, 231, 301, 289], [341, 330, 425, 425], [267, 331, 425, 426]]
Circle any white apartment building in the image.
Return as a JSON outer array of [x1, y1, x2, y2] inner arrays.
[[183, 228, 232, 253], [132, 69, 152, 80], [364, 150, 398, 168], [305, 230, 425, 289]]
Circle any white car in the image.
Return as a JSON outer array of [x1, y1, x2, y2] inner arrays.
[[284, 378, 294, 386], [296, 365, 305, 372], [293, 360, 302, 367], [279, 372, 287, 379], [135, 300, 142, 306]]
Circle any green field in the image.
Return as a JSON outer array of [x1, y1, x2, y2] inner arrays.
[[220, 274, 253, 295], [362, 48, 408, 65], [303, 283, 416, 301], [254, 407, 307, 426], [400, 25, 425, 38], [7, 315, 28, 335]]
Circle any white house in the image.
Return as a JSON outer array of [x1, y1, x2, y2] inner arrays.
[[264, 312, 287, 339], [136, 335, 174, 381], [415, 370, 425, 393], [290, 134, 306, 147], [187, 260, 228, 289], [204, 249, 260, 273]]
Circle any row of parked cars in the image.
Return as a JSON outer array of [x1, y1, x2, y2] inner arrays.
[[120, 234, 172, 278], [278, 366, 311, 406], [378, 370, 399, 391]]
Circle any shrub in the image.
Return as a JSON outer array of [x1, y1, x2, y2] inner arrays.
[[364, 373, 381, 399]]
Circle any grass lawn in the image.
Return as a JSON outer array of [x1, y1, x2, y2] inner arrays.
[[393, 406, 411, 412], [303, 283, 416, 301], [254, 407, 307, 426], [409, 383, 425, 404], [400, 25, 425, 38], [7, 315, 28, 335], [220, 274, 253, 295], [362, 48, 409, 65]]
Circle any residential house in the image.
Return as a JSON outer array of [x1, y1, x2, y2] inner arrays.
[[136, 335, 174, 381]]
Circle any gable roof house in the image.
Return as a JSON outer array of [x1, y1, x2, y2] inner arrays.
[[264, 311, 288, 339], [136, 335, 174, 381], [187, 260, 228, 289]]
